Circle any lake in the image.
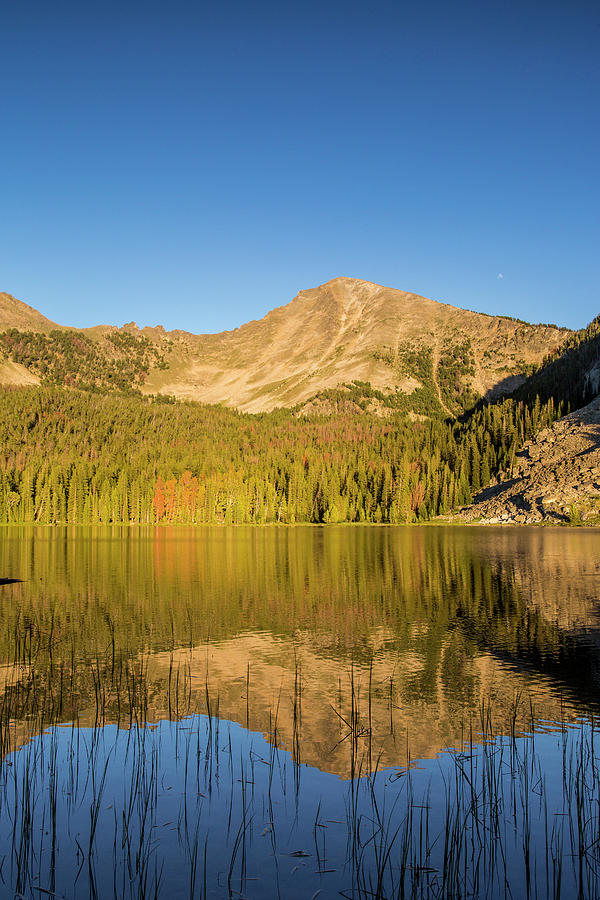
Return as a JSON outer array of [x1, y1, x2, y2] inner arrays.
[[1, 525, 599, 898]]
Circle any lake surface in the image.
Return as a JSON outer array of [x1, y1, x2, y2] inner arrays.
[[1, 525, 599, 898]]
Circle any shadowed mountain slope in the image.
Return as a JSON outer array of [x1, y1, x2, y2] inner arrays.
[[457, 313, 600, 524]]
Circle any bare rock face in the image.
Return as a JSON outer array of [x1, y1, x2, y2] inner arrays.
[[459, 397, 600, 524]]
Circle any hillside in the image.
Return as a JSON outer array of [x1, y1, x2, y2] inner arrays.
[[0, 278, 571, 413], [0, 292, 61, 332], [459, 397, 600, 524], [0, 308, 597, 527], [456, 316, 600, 524], [0, 294, 63, 387], [0, 385, 472, 525]]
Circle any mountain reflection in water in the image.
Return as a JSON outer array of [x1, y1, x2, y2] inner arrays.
[[1, 524, 599, 769]]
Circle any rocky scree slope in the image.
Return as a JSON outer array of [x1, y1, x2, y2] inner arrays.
[[460, 396, 600, 524]]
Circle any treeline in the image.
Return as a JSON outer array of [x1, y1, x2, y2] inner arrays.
[[0, 383, 562, 525]]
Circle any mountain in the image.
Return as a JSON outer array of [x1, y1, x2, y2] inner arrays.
[[0, 278, 571, 413], [0, 286, 598, 527], [0, 292, 61, 332]]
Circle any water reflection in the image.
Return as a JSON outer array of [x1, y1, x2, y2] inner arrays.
[[1, 525, 599, 771]]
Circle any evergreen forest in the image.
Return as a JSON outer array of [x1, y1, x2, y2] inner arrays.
[[0, 384, 564, 525], [1, 315, 598, 526]]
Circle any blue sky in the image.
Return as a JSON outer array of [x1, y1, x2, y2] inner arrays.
[[1, 0, 598, 332]]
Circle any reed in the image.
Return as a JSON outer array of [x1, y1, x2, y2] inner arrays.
[[0, 615, 599, 899]]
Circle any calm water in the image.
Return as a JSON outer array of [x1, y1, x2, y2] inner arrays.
[[1, 525, 599, 898]]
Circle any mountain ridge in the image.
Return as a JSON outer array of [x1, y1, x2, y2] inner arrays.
[[0, 278, 572, 413], [1, 298, 599, 526], [0, 292, 62, 333]]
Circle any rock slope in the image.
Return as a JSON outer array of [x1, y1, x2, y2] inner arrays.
[[0, 278, 570, 412], [460, 397, 600, 524], [0, 292, 61, 332]]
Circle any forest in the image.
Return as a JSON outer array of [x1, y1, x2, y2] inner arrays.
[[1, 313, 597, 525], [0, 328, 167, 393], [0, 383, 562, 525]]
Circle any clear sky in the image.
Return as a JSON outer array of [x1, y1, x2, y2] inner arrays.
[[1, 0, 598, 332]]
